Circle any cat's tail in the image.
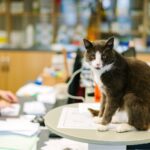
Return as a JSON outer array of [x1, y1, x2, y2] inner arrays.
[[88, 108, 99, 116]]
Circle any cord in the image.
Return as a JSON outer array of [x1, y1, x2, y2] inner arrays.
[[67, 68, 85, 102]]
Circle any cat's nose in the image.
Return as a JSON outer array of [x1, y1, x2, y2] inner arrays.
[[96, 63, 100, 67]]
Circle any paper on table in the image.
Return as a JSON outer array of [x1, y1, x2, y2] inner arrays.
[[0, 135, 38, 150], [41, 138, 88, 150], [57, 104, 124, 130], [0, 119, 40, 136], [23, 101, 46, 115], [57, 107, 98, 129], [0, 104, 20, 116]]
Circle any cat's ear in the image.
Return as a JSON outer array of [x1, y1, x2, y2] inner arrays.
[[83, 39, 93, 49], [105, 37, 114, 50]]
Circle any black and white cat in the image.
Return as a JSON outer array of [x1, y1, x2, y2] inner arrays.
[[83, 37, 150, 132]]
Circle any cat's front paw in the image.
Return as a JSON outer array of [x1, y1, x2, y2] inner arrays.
[[97, 124, 108, 132], [93, 116, 102, 124]]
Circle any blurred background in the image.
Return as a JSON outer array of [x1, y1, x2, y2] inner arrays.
[[0, 1, 150, 150], [0, 0, 149, 93], [0, 0, 150, 51]]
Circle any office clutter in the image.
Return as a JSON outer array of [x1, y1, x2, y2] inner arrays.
[[23, 101, 46, 115], [0, 104, 20, 117], [0, 135, 38, 150], [16, 83, 54, 97], [41, 50, 71, 86], [16, 82, 68, 104], [0, 118, 39, 150], [0, 118, 40, 136], [41, 138, 88, 150], [16, 83, 56, 116]]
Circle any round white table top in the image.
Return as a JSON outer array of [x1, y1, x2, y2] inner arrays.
[[44, 103, 150, 146]]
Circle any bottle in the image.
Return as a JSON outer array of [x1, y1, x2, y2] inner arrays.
[[33, 0, 40, 13], [26, 24, 34, 48], [94, 84, 101, 103]]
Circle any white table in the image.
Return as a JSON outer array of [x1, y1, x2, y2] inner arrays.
[[44, 103, 150, 150]]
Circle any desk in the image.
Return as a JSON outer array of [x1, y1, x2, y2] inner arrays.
[[44, 103, 150, 150], [0, 96, 53, 150]]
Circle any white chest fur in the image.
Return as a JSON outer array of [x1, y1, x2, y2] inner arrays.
[[91, 63, 113, 93], [92, 68, 105, 93]]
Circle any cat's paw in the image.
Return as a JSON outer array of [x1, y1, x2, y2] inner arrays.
[[93, 116, 102, 124], [116, 123, 136, 133], [97, 124, 108, 132]]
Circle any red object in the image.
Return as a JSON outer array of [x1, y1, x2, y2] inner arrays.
[[94, 84, 101, 102]]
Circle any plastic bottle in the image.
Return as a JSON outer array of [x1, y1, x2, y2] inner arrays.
[[94, 84, 101, 102]]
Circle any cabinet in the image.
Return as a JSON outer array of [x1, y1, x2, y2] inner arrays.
[[0, 0, 55, 48], [0, 0, 150, 52], [0, 51, 52, 92]]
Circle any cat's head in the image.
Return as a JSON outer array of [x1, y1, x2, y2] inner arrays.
[[83, 37, 116, 70]]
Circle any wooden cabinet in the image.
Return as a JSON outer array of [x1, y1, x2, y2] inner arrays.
[[0, 0, 55, 47], [0, 51, 52, 92]]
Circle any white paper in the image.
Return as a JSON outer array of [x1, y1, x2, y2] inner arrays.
[[0, 135, 38, 150], [57, 107, 98, 129], [23, 101, 46, 115], [0, 104, 20, 116], [37, 92, 56, 104], [57, 104, 127, 130], [41, 138, 88, 150], [0, 119, 40, 136]]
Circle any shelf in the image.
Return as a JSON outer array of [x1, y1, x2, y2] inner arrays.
[[10, 12, 52, 17], [101, 31, 142, 36]]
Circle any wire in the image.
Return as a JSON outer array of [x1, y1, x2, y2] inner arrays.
[[67, 68, 85, 102]]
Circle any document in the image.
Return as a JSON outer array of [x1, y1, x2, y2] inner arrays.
[[41, 138, 88, 150], [57, 107, 98, 129], [57, 104, 125, 130], [0, 119, 40, 136], [0, 135, 38, 150], [0, 104, 20, 116]]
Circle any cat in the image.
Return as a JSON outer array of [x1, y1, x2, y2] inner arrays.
[[83, 37, 150, 132]]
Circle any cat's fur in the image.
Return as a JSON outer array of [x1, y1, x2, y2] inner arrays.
[[83, 37, 150, 132]]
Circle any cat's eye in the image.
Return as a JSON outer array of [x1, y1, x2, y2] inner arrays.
[[90, 55, 95, 59]]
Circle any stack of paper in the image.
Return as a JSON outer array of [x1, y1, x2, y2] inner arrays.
[[0, 118, 39, 150], [23, 101, 46, 115], [0, 119, 40, 136], [0, 135, 38, 150], [41, 138, 88, 150], [0, 104, 20, 116]]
